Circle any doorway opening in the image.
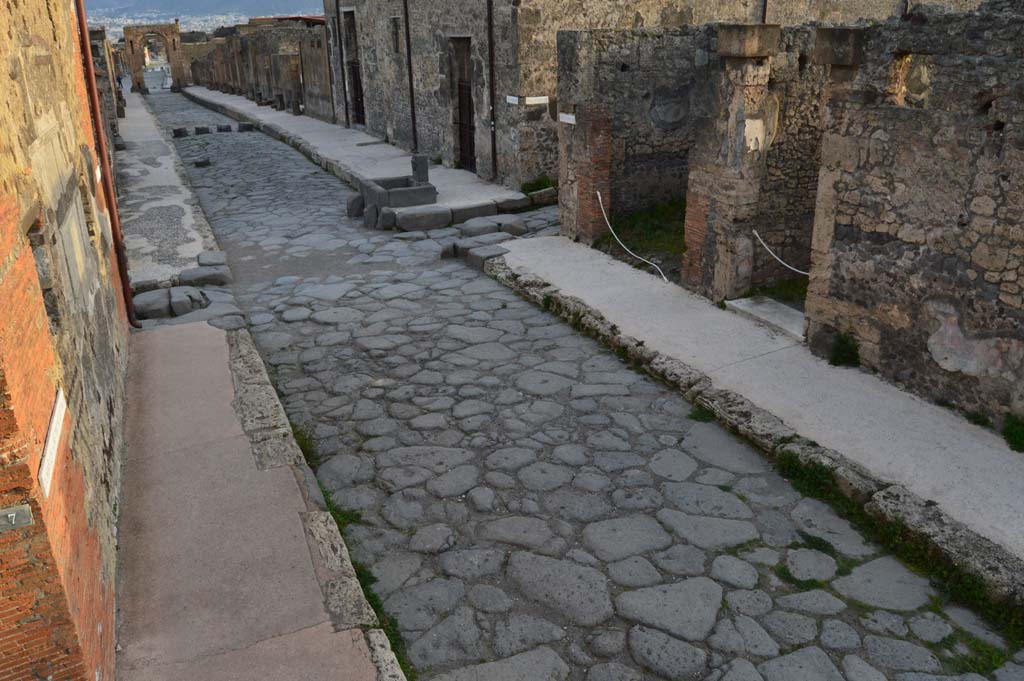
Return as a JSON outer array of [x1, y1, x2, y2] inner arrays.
[[450, 38, 475, 172], [343, 12, 365, 126]]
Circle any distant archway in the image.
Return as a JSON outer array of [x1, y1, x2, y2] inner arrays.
[[124, 22, 186, 93]]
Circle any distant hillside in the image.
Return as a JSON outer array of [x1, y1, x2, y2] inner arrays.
[[87, 0, 319, 16]]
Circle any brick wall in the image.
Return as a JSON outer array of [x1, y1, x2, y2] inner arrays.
[[1, 0, 129, 675]]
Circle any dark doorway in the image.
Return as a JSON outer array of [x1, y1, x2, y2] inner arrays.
[[343, 12, 365, 125], [451, 38, 475, 172]]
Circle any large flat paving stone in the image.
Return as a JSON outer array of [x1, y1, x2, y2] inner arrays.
[[431, 646, 570, 681], [507, 552, 614, 626], [831, 556, 935, 611], [628, 625, 707, 680], [582, 515, 672, 562], [758, 646, 844, 681], [656, 509, 759, 549], [615, 577, 722, 641]]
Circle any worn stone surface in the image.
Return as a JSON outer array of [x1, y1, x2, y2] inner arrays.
[[147, 91, 1020, 681], [832, 557, 935, 611]]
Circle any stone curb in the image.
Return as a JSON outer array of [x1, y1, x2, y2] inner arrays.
[[225, 328, 406, 680], [483, 256, 1024, 612], [182, 88, 543, 227]]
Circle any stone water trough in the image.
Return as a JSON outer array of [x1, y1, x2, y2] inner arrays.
[[348, 154, 437, 229]]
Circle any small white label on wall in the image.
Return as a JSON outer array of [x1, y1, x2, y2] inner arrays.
[[505, 95, 520, 105], [38, 389, 67, 498], [559, 113, 577, 125], [524, 96, 550, 106]]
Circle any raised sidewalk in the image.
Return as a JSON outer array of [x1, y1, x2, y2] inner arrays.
[[182, 86, 525, 220], [491, 237, 1024, 595], [118, 322, 399, 680]]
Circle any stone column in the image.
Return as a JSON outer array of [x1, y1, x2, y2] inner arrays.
[[682, 25, 779, 300]]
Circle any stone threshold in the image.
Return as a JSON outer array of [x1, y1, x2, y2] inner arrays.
[[725, 296, 806, 342], [483, 256, 1024, 614], [226, 324, 406, 680]]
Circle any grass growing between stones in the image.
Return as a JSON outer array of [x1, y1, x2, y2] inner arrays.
[[596, 199, 688, 259], [943, 631, 1009, 675], [773, 564, 826, 590], [352, 563, 418, 681], [795, 531, 858, 576], [295, 432, 418, 679], [319, 482, 364, 531], [829, 332, 860, 367], [291, 422, 319, 467], [689, 405, 716, 422], [1004, 414, 1024, 452], [774, 450, 1024, 647], [521, 174, 557, 194]]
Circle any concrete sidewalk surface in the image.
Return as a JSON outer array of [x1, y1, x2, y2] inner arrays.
[[117, 322, 381, 681], [498, 237, 1024, 566]]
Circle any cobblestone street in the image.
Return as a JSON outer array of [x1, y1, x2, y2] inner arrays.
[[146, 92, 1022, 681]]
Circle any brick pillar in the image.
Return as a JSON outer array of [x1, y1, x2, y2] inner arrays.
[[681, 25, 779, 300], [574, 110, 613, 244]]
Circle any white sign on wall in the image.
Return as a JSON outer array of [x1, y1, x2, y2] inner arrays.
[[38, 389, 67, 498]]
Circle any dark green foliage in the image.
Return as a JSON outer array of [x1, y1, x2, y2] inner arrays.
[[796, 531, 857, 575], [595, 198, 687, 258], [1004, 414, 1024, 452], [689, 405, 715, 422], [291, 422, 318, 467], [352, 561, 418, 680], [745, 277, 809, 307], [829, 332, 860, 367], [521, 174, 556, 194], [774, 564, 826, 590], [300, 427, 417, 678], [966, 411, 993, 428], [319, 482, 363, 531], [945, 631, 1008, 675]]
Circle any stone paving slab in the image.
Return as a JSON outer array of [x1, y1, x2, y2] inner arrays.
[[497, 237, 1024, 565], [141, 90, 1023, 681]]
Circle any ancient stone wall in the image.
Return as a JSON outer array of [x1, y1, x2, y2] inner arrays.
[[557, 26, 716, 242], [349, 0, 519, 182], [89, 27, 122, 168], [271, 52, 303, 113], [124, 22, 186, 92], [180, 40, 216, 85], [806, 6, 1024, 424], [300, 25, 335, 122], [747, 29, 829, 287], [1, 0, 130, 677]]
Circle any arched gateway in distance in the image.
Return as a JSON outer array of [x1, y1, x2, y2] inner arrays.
[[124, 21, 187, 93]]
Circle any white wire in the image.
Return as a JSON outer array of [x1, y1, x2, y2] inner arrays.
[[596, 191, 669, 283], [752, 229, 809, 277]]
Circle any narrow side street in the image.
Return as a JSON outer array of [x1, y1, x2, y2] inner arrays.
[[114, 89, 1024, 681]]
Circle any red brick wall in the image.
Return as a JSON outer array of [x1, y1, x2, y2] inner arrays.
[[575, 112, 612, 244], [0, 5, 127, 673], [682, 190, 709, 289]]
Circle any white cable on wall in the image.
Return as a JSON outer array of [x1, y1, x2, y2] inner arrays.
[[596, 191, 669, 284], [752, 229, 809, 277]]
